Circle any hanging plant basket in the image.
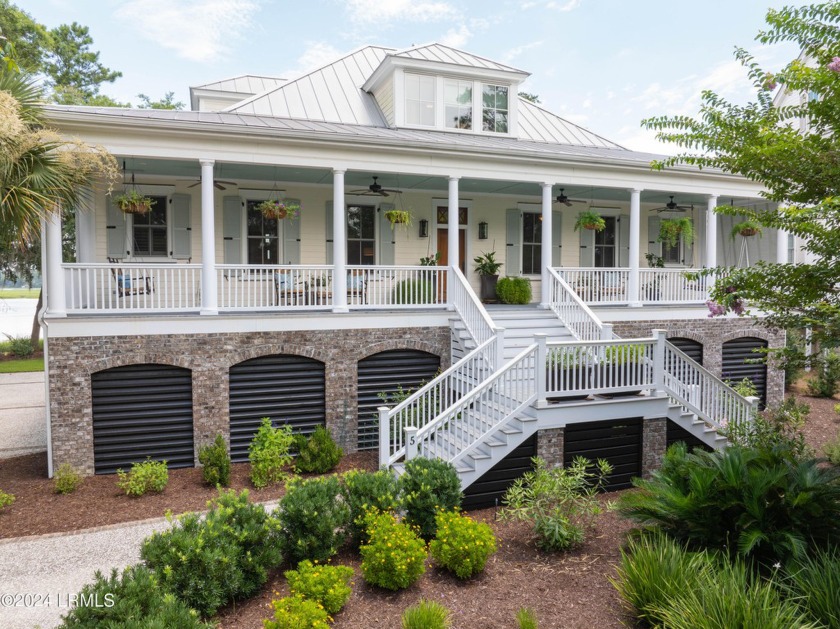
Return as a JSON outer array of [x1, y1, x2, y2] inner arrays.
[[385, 209, 412, 226], [573, 210, 606, 232], [114, 190, 154, 215], [258, 199, 299, 220], [731, 220, 763, 239], [658, 217, 695, 248]]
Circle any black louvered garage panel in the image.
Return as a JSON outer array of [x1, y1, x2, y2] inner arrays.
[[564, 418, 642, 490], [462, 435, 537, 510], [229, 355, 325, 463], [357, 350, 441, 450], [722, 337, 768, 407], [668, 337, 703, 365], [666, 420, 712, 453], [91, 364, 194, 474]]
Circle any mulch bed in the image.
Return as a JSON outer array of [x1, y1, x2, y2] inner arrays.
[[0, 349, 43, 362]]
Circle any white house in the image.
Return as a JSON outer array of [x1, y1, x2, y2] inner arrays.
[[41, 43, 785, 504]]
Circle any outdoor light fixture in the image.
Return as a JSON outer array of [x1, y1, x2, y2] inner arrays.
[[418, 219, 429, 238], [478, 221, 488, 240]]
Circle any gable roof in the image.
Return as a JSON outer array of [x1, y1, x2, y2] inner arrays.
[[191, 74, 287, 95], [518, 99, 623, 150]]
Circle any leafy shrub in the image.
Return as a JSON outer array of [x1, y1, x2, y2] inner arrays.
[[285, 560, 353, 615], [54, 463, 83, 494], [116, 458, 168, 496], [393, 279, 434, 304], [500, 456, 611, 552], [141, 489, 282, 617], [342, 469, 401, 547], [277, 475, 350, 564], [429, 510, 497, 578], [783, 547, 840, 629], [808, 350, 840, 397], [726, 397, 812, 462], [294, 426, 343, 474], [57, 565, 210, 628], [616, 442, 840, 568], [399, 457, 462, 540], [401, 599, 451, 629], [0, 489, 15, 510], [496, 276, 532, 305], [516, 607, 538, 629], [198, 434, 230, 487], [360, 511, 427, 590], [825, 431, 840, 466], [249, 417, 295, 488], [3, 334, 34, 358], [264, 595, 331, 629]]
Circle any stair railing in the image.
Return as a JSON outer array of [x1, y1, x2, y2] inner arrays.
[[449, 266, 503, 363], [547, 267, 611, 342]]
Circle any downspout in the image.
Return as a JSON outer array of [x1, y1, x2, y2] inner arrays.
[[39, 220, 53, 478]]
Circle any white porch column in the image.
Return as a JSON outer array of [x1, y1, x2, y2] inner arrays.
[[199, 159, 218, 315], [540, 183, 553, 308], [332, 169, 348, 313], [44, 208, 66, 317], [705, 195, 718, 268], [628, 188, 642, 307], [447, 176, 459, 308], [776, 227, 788, 264]]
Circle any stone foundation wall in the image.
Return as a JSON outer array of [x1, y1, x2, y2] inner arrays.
[[641, 417, 667, 479], [48, 327, 450, 475], [610, 317, 785, 407], [536, 428, 564, 469]]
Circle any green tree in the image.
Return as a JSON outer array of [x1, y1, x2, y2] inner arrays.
[[137, 91, 185, 110], [43, 22, 121, 99], [642, 2, 840, 357], [0, 0, 49, 74], [518, 91, 541, 103], [51, 85, 129, 107]]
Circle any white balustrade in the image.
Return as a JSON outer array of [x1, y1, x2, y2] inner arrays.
[[547, 268, 609, 342], [555, 268, 630, 304], [217, 265, 334, 310], [345, 266, 447, 308], [449, 266, 498, 348], [639, 268, 713, 304]]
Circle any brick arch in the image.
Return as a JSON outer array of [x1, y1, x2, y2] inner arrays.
[[86, 353, 194, 377], [357, 339, 444, 363], [664, 330, 706, 346], [222, 344, 330, 371], [719, 330, 775, 347]]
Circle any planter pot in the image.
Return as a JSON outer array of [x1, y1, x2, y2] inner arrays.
[[596, 363, 644, 397], [385, 210, 410, 225], [121, 202, 150, 215], [738, 227, 759, 237], [262, 207, 288, 220], [479, 274, 499, 302], [546, 366, 591, 402]]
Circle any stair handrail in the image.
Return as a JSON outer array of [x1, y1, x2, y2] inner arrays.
[[413, 344, 539, 465], [662, 340, 756, 432], [449, 265, 500, 350], [380, 336, 497, 467], [547, 267, 610, 341]]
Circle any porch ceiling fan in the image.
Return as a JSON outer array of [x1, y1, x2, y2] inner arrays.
[[349, 176, 403, 197], [651, 195, 693, 213], [184, 178, 237, 190], [554, 188, 587, 206]]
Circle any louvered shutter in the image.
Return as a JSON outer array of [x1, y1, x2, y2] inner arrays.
[[683, 222, 694, 266], [325, 201, 334, 265], [283, 199, 301, 264], [618, 214, 630, 267], [551, 210, 563, 267], [378, 203, 395, 266], [505, 209, 521, 275], [579, 225, 595, 266], [648, 216, 661, 257], [222, 196, 242, 264], [171, 193, 191, 259], [106, 198, 127, 258]]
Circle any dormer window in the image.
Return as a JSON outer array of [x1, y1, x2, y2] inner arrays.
[[445, 79, 473, 130], [482, 84, 508, 133], [405, 74, 435, 127]]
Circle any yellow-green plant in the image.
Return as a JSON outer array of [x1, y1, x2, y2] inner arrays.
[[284, 560, 353, 615], [429, 510, 497, 579], [264, 595, 330, 629], [54, 462, 83, 494], [116, 458, 168, 496], [249, 417, 295, 488], [360, 511, 427, 590], [0, 489, 14, 510]]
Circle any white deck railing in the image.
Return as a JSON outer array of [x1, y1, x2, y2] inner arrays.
[[345, 265, 447, 308], [547, 268, 611, 342], [449, 266, 498, 348], [639, 268, 713, 304], [217, 265, 335, 310], [64, 263, 201, 312], [556, 268, 630, 304]]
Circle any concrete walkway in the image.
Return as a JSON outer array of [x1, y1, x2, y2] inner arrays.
[[0, 371, 47, 459]]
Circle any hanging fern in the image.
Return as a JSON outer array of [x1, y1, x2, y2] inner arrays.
[[658, 218, 694, 248]]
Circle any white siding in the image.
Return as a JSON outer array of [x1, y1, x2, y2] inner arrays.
[[373, 75, 395, 126]]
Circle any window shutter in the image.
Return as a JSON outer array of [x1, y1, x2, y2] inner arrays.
[[551, 210, 563, 267], [579, 225, 595, 266], [283, 199, 301, 264], [378, 203, 395, 266], [171, 193, 191, 259], [106, 199, 127, 258], [505, 208, 522, 275], [222, 196, 242, 264], [325, 201, 334, 265], [648, 216, 661, 257], [618, 214, 630, 267], [683, 223, 694, 266]]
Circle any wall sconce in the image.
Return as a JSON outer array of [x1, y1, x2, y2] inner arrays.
[[418, 219, 429, 238], [478, 221, 489, 240]]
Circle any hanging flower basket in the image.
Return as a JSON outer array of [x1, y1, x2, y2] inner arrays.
[[258, 199, 299, 220], [114, 190, 154, 215], [658, 217, 695, 248], [573, 210, 606, 232], [385, 209, 412, 226], [731, 220, 763, 239]]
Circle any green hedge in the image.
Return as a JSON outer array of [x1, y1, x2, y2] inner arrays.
[[496, 277, 532, 304]]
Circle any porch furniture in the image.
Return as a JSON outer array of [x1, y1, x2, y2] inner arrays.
[[599, 271, 624, 300], [274, 272, 307, 306], [347, 272, 367, 305], [107, 257, 154, 298]]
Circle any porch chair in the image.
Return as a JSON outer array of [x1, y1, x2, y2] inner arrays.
[[599, 271, 625, 301], [107, 257, 154, 298], [275, 271, 306, 306], [347, 272, 367, 305]]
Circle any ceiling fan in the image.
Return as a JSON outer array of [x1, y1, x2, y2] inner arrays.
[[554, 188, 587, 206], [349, 176, 403, 197], [651, 195, 693, 213], [184, 178, 237, 191]]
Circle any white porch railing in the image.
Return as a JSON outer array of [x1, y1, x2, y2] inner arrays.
[[217, 265, 335, 310], [547, 268, 611, 342], [346, 265, 447, 308], [449, 266, 498, 348], [639, 269, 713, 304], [64, 263, 201, 312], [556, 268, 630, 304]]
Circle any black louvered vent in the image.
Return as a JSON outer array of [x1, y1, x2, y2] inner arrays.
[[91, 364, 194, 474], [668, 337, 704, 365], [722, 337, 768, 407], [462, 435, 537, 510], [229, 355, 326, 463], [357, 350, 441, 451], [666, 420, 712, 453], [564, 418, 642, 490]]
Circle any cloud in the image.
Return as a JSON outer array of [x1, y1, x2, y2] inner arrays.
[[297, 42, 343, 72], [440, 24, 472, 48], [114, 0, 259, 63], [546, 0, 583, 11], [342, 0, 458, 24], [503, 41, 544, 63]]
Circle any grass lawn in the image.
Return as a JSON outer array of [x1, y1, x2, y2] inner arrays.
[[0, 288, 39, 299], [0, 357, 44, 373]]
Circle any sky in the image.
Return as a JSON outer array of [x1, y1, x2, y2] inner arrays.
[[20, 0, 809, 154]]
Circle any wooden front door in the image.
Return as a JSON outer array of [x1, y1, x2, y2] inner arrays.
[[437, 228, 466, 301]]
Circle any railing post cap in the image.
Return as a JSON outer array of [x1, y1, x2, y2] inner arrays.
[[533, 332, 548, 338], [377, 406, 390, 413], [745, 395, 760, 406], [405, 425, 418, 433]]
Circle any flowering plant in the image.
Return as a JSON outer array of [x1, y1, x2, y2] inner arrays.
[[114, 189, 155, 214], [707, 284, 744, 318], [258, 199, 299, 220], [828, 56, 840, 73]]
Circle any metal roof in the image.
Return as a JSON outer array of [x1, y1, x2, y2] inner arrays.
[[389, 43, 528, 74], [191, 75, 287, 95], [518, 99, 623, 150]]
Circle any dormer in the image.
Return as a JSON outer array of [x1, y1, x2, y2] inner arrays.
[[363, 43, 530, 136]]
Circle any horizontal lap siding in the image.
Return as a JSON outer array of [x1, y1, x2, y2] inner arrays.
[[91, 364, 194, 474], [229, 355, 326, 462], [564, 418, 642, 490], [462, 435, 537, 510]]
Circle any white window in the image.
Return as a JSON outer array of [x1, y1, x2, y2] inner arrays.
[[132, 195, 168, 256], [482, 84, 509, 133], [347, 205, 376, 265], [522, 212, 542, 275], [246, 199, 279, 264], [405, 73, 435, 127], [444, 79, 472, 130]]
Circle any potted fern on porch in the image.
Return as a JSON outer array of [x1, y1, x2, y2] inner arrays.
[[473, 251, 503, 302]]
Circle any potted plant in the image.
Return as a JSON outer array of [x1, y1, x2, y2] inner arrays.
[[385, 209, 412, 228], [573, 210, 606, 232], [598, 343, 647, 397], [419, 252, 441, 266], [114, 189, 155, 215], [731, 219, 763, 239], [258, 199, 299, 220], [658, 217, 694, 248], [546, 347, 591, 402], [473, 251, 503, 302]]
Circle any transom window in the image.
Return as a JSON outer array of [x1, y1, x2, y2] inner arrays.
[[444, 79, 472, 130], [132, 195, 167, 256], [522, 212, 542, 275], [405, 74, 435, 127], [246, 199, 278, 264], [347, 205, 376, 265], [482, 84, 509, 133]]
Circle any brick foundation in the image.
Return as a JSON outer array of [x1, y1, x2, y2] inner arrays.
[[536, 427, 564, 468], [641, 417, 667, 478], [48, 327, 450, 475]]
